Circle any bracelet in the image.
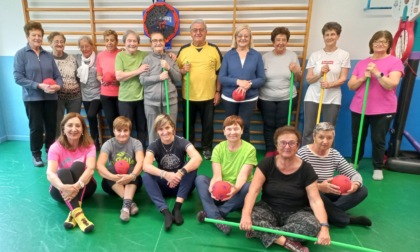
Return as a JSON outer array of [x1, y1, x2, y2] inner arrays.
[[320, 222, 329, 227], [160, 170, 167, 179], [180, 167, 188, 175], [131, 172, 137, 179]]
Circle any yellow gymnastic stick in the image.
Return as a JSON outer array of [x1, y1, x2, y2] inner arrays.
[[316, 73, 327, 124]]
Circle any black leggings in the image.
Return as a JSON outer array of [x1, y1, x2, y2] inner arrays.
[[83, 100, 102, 142], [49, 162, 97, 210], [101, 176, 143, 196]]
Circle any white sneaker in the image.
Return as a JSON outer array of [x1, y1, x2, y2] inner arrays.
[[372, 170, 384, 180]]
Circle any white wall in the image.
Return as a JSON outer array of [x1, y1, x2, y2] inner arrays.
[[0, 1, 26, 56], [308, 0, 399, 59]]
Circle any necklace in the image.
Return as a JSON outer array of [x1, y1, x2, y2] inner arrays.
[[161, 138, 175, 154]]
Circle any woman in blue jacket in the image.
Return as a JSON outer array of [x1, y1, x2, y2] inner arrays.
[[219, 24, 265, 142]]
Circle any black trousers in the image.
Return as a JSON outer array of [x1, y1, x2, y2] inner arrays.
[[83, 100, 102, 142], [118, 100, 147, 148], [24, 100, 57, 157], [100, 95, 119, 137], [258, 97, 298, 152], [183, 99, 214, 150], [351, 112, 394, 170]]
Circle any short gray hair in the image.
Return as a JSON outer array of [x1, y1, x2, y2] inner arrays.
[[78, 36, 93, 47], [190, 19, 207, 30], [122, 29, 140, 43], [313, 122, 335, 136]]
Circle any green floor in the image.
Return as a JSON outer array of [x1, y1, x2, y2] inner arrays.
[[1, 140, 419, 252]]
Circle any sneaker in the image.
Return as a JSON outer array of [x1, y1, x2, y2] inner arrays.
[[283, 239, 309, 252], [33, 156, 44, 167], [130, 202, 139, 216], [203, 150, 212, 160], [120, 208, 130, 222], [196, 210, 207, 223], [215, 219, 231, 235], [372, 170, 384, 180]]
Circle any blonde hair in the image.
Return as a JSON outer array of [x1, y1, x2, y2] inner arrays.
[[113, 116, 132, 131], [231, 24, 254, 48], [153, 114, 175, 132]]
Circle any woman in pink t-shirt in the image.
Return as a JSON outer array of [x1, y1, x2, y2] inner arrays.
[[96, 29, 121, 137], [348, 30, 404, 181], [47, 112, 97, 233]]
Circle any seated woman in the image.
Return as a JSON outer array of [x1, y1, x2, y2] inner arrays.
[[297, 122, 371, 228], [240, 126, 330, 252], [195, 115, 257, 235], [47, 113, 97, 233], [96, 116, 144, 222], [142, 114, 202, 231]]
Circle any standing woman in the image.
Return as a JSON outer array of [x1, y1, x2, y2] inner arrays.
[[140, 31, 181, 144], [97, 29, 121, 138], [47, 32, 82, 137], [259, 27, 302, 157], [219, 24, 266, 142], [14, 21, 62, 167], [75, 36, 102, 150], [348, 30, 404, 180], [143, 114, 202, 231], [115, 30, 149, 148], [47, 113, 97, 233], [303, 22, 351, 145]]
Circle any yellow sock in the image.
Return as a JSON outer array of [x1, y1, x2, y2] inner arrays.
[[64, 211, 77, 229], [71, 207, 94, 233]]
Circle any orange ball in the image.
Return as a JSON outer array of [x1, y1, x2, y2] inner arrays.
[[114, 160, 130, 174], [212, 181, 231, 200]]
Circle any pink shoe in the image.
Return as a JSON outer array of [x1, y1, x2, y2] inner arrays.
[[283, 239, 309, 252]]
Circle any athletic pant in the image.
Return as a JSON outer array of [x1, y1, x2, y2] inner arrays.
[[183, 99, 214, 151], [83, 100, 102, 143], [100, 95, 119, 137]]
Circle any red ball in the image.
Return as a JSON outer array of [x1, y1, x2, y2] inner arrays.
[[114, 160, 130, 174], [43, 78, 56, 85], [232, 88, 246, 101], [103, 72, 115, 83], [212, 181, 232, 201], [331, 175, 352, 194]]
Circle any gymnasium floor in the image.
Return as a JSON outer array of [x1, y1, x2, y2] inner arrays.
[[0, 140, 419, 252]]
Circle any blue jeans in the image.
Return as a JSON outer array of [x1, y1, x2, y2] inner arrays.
[[195, 175, 250, 219], [142, 170, 197, 211]]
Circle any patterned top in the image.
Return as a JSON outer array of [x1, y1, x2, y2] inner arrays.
[[53, 53, 81, 100]]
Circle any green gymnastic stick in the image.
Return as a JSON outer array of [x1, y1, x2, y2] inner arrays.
[[354, 77, 371, 170], [163, 67, 170, 115], [204, 218, 381, 252], [287, 72, 294, 126]]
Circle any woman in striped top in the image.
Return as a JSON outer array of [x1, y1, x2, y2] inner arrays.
[[297, 122, 371, 227]]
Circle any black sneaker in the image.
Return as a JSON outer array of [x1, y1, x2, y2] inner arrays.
[[33, 156, 44, 167], [203, 150, 212, 160]]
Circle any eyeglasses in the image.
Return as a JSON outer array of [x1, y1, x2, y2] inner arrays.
[[277, 140, 297, 148], [191, 28, 206, 33], [373, 40, 389, 45], [53, 40, 65, 45], [151, 39, 164, 44]]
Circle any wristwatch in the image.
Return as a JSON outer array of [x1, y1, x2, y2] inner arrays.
[[78, 180, 85, 189], [376, 72, 384, 79]]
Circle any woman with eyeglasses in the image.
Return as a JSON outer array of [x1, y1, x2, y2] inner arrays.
[[240, 126, 330, 252], [140, 31, 181, 144], [348, 30, 404, 180], [219, 24, 266, 142]]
